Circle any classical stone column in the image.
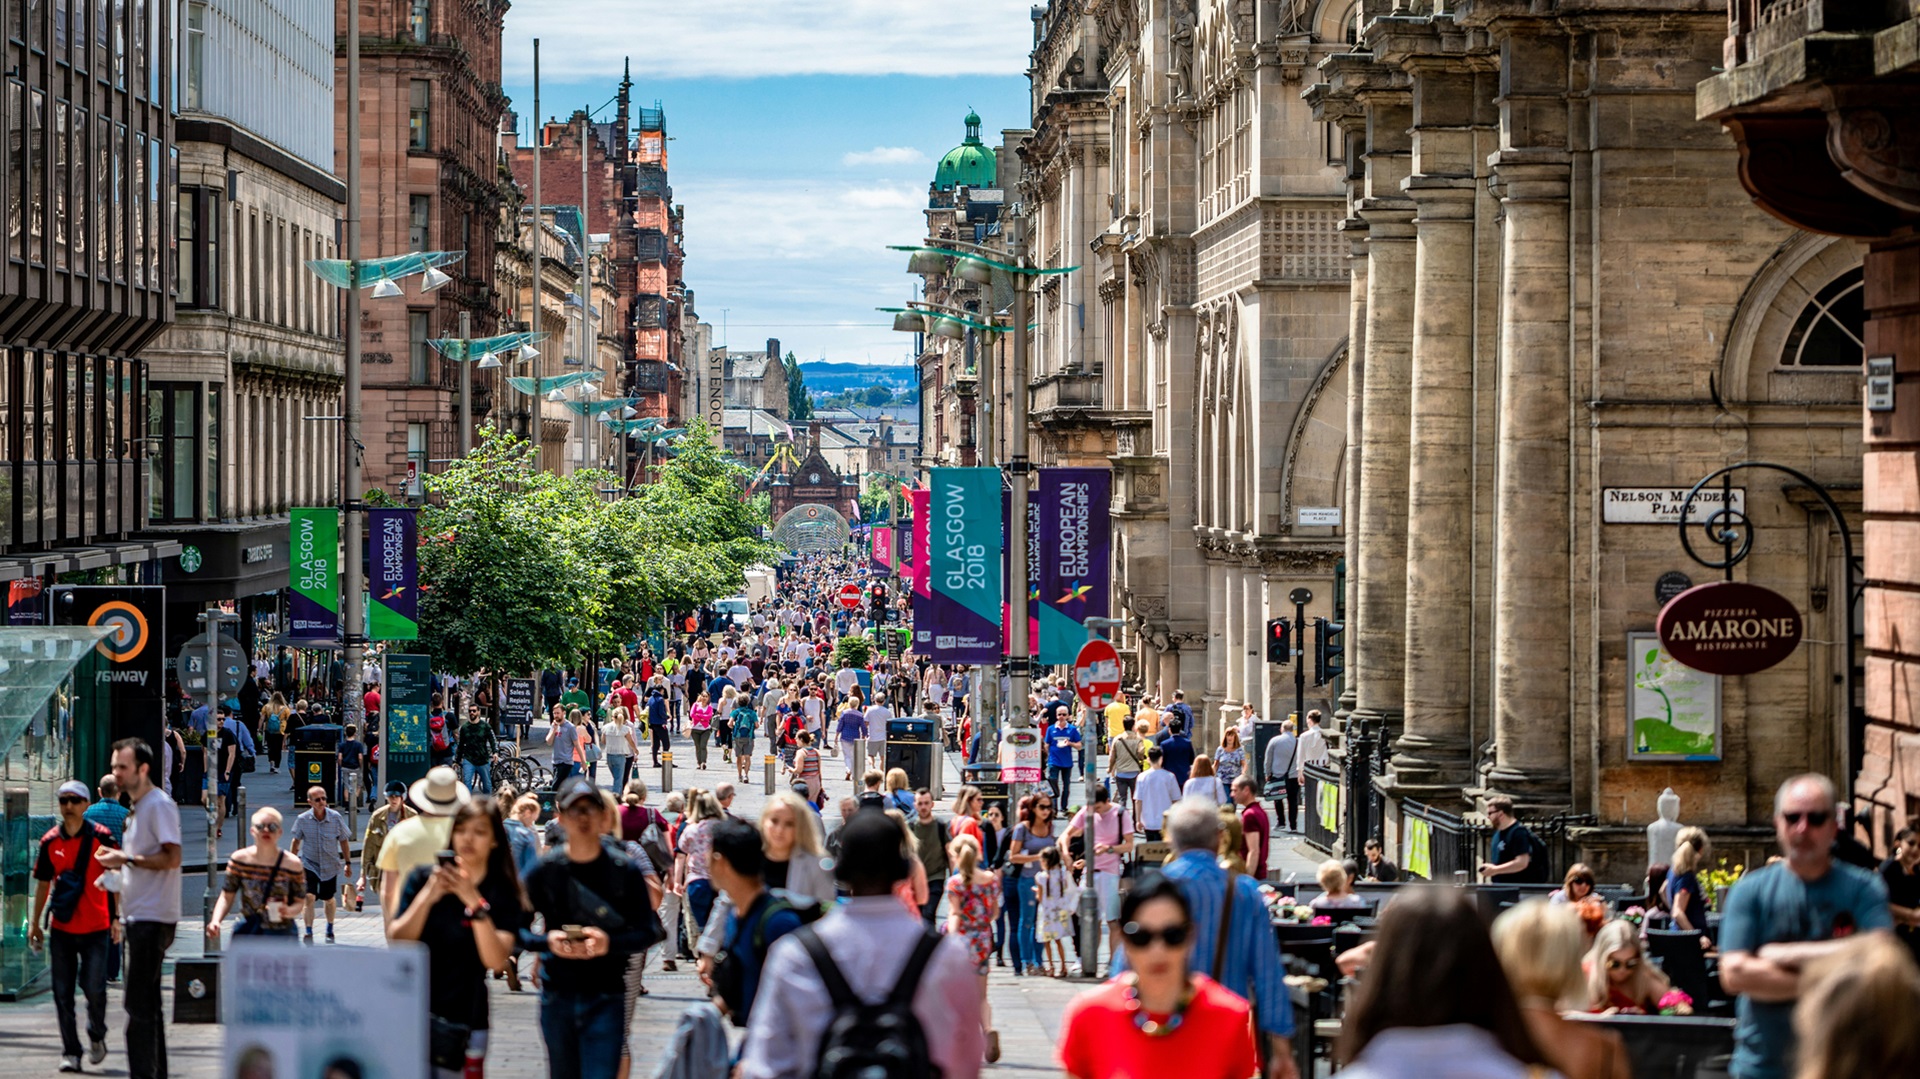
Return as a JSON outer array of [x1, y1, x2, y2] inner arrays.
[[1487, 152, 1574, 809], [1350, 198, 1416, 737], [1392, 64, 1479, 795], [1338, 226, 1368, 729]]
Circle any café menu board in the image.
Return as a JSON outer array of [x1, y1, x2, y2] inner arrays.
[[384, 653, 434, 789]]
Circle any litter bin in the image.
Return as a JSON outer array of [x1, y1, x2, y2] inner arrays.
[[1253, 719, 1283, 786], [289, 723, 342, 799], [884, 717, 938, 793]]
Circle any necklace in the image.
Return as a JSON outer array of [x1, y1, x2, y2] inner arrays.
[[1123, 974, 1195, 1037]]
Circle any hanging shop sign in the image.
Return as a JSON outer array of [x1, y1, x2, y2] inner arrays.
[[1656, 580, 1803, 676]]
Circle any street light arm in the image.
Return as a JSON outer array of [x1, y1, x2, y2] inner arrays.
[[887, 244, 1078, 276]]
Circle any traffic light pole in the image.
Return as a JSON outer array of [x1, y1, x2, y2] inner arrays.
[[1290, 588, 1312, 726]]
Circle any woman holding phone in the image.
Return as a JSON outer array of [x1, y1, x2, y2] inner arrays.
[[389, 801, 531, 1078]]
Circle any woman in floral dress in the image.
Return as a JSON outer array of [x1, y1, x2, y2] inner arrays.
[[944, 833, 1003, 1063]]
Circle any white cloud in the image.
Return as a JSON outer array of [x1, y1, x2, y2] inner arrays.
[[503, 1, 1034, 81], [842, 146, 929, 167]]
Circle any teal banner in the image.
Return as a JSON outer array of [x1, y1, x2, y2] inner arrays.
[[926, 467, 1002, 663]]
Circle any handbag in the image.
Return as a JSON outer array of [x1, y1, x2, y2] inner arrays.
[[47, 830, 97, 924]]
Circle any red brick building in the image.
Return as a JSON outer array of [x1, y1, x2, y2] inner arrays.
[[508, 72, 685, 425], [334, 0, 511, 493]]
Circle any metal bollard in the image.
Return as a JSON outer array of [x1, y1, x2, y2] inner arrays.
[[764, 754, 776, 795], [854, 737, 868, 778], [203, 768, 218, 956], [660, 751, 673, 794]]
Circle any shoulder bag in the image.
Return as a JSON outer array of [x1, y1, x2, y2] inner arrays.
[[234, 854, 288, 936], [47, 829, 98, 924]]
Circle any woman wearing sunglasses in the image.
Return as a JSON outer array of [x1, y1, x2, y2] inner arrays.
[[1057, 874, 1258, 1079], [1582, 919, 1671, 1014], [206, 807, 307, 942]]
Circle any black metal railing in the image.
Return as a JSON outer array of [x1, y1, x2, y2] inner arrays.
[[1302, 762, 1340, 853], [1402, 798, 1479, 883], [1341, 719, 1381, 852]]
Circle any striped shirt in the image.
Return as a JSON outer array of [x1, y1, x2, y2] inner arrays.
[[1120, 850, 1294, 1038]]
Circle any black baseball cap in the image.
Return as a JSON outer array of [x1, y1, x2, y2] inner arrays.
[[384, 781, 407, 798], [556, 776, 601, 810]]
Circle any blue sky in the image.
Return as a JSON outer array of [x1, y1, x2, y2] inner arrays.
[[500, 1, 1034, 366]]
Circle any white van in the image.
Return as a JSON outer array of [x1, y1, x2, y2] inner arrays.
[[714, 595, 750, 629]]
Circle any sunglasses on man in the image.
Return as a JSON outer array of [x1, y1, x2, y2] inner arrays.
[[1781, 810, 1831, 827]]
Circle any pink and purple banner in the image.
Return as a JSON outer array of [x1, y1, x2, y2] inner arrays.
[[1036, 468, 1111, 664]]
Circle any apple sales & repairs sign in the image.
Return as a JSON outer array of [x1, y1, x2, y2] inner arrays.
[[1602, 487, 1745, 524]]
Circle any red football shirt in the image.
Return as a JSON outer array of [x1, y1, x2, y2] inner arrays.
[[1058, 975, 1259, 1079], [33, 822, 117, 935]]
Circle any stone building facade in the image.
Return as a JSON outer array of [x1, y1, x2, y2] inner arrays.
[[334, 0, 510, 493], [141, 0, 345, 640], [1051, 0, 1352, 742], [1699, 1, 1920, 849], [1308, 0, 1863, 873]]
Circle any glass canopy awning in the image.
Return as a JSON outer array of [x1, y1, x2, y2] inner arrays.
[[0, 627, 113, 757]]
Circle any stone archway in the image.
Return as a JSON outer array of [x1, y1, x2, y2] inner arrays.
[[772, 503, 852, 553]]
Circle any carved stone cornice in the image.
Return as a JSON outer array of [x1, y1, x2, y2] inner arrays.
[[1253, 543, 1344, 574]]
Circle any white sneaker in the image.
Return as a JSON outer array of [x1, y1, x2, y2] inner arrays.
[[59, 1056, 81, 1073], [88, 1039, 107, 1064]]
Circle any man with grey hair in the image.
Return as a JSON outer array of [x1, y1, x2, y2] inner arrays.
[[715, 781, 743, 822], [1122, 798, 1296, 1078], [1719, 774, 1891, 1079]]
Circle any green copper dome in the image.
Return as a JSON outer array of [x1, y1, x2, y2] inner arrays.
[[933, 111, 996, 192]]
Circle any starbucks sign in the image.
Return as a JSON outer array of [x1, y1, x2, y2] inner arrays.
[[179, 546, 203, 573]]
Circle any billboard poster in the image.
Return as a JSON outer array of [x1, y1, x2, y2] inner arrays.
[[366, 508, 419, 641], [1627, 630, 1722, 761], [288, 508, 339, 640], [924, 467, 1002, 663], [7, 575, 47, 624], [999, 490, 1040, 657], [382, 654, 435, 790], [51, 585, 166, 762], [1036, 468, 1112, 664], [871, 525, 894, 575], [223, 941, 428, 1079]]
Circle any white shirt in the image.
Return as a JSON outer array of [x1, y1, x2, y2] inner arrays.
[[121, 785, 183, 922], [740, 896, 983, 1079], [1297, 725, 1330, 773], [1134, 768, 1182, 829], [1182, 775, 1227, 806], [865, 703, 893, 740], [834, 668, 859, 696]]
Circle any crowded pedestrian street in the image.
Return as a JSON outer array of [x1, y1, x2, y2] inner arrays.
[[5, 3, 1920, 1079]]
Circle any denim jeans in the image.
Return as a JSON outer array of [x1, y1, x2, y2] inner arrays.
[[686, 878, 716, 934], [996, 872, 1022, 969], [461, 760, 493, 794], [605, 755, 630, 792], [51, 928, 109, 1057], [124, 921, 175, 1079], [538, 989, 625, 1079], [919, 876, 947, 926], [1016, 873, 1042, 971], [551, 761, 575, 787], [1048, 764, 1074, 805]]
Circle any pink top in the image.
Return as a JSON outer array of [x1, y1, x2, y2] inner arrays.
[[690, 704, 714, 731]]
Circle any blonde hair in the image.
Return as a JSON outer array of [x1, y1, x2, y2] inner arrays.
[[688, 789, 721, 823], [1671, 826, 1711, 875], [1492, 900, 1586, 1007], [885, 768, 909, 794], [511, 796, 541, 819], [1316, 858, 1350, 895], [251, 806, 283, 831], [610, 705, 631, 726], [1794, 933, 1920, 1079], [1583, 918, 1669, 1012], [950, 785, 980, 818], [763, 791, 825, 857], [950, 832, 982, 881]]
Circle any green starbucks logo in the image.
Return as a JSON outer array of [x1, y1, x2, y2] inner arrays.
[[179, 546, 203, 573]]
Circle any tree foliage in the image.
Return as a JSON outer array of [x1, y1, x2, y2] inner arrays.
[[415, 425, 775, 675], [784, 351, 813, 421]]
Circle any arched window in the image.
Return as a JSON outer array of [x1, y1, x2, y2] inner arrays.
[[1780, 267, 1865, 367]]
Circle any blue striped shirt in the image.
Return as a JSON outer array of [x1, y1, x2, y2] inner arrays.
[[1118, 850, 1294, 1037]]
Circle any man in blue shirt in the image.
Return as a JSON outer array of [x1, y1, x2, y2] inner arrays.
[[1165, 689, 1196, 732], [1045, 708, 1082, 806], [1719, 774, 1893, 1079], [1117, 798, 1295, 1078], [707, 818, 808, 1025], [1159, 717, 1196, 787]]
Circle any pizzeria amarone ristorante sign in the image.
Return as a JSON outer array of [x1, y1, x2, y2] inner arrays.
[[1655, 581, 1803, 676]]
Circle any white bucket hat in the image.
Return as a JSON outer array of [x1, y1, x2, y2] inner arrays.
[[409, 765, 471, 815]]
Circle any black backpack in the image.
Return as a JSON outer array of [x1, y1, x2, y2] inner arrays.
[[711, 891, 826, 1025], [798, 925, 943, 1079]]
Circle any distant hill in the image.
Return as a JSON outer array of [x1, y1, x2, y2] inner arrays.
[[797, 361, 916, 394]]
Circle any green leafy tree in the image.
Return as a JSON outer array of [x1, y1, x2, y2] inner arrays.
[[833, 634, 873, 670], [785, 352, 813, 421], [863, 384, 894, 407]]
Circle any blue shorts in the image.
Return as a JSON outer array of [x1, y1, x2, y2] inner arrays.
[[218, 781, 234, 797]]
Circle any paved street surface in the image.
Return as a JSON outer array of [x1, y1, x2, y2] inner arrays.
[[2, 720, 1324, 1076]]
